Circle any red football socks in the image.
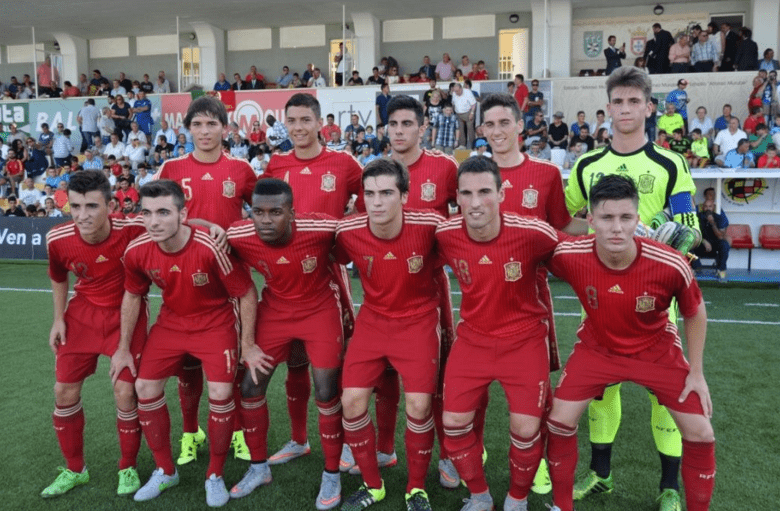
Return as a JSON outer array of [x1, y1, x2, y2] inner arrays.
[[116, 407, 141, 470], [53, 401, 85, 473], [138, 394, 175, 475], [405, 413, 435, 492], [317, 397, 344, 472], [206, 397, 236, 478], [509, 431, 543, 500], [681, 439, 716, 511], [444, 423, 488, 494], [546, 419, 579, 511], [285, 365, 311, 445], [240, 395, 269, 461], [343, 411, 382, 489]]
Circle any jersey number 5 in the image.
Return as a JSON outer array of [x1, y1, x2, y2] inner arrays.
[[181, 177, 193, 201]]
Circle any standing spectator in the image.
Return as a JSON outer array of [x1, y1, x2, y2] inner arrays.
[[514, 74, 530, 121], [691, 31, 719, 72], [451, 83, 477, 149], [99, 106, 115, 146], [52, 128, 74, 168], [435, 53, 455, 81], [527, 79, 544, 120], [604, 35, 626, 75], [157, 70, 172, 93], [720, 23, 739, 71], [548, 111, 569, 150], [37, 57, 59, 96], [419, 56, 436, 80], [706, 22, 724, 69], [334, 43, 348, 86], [78, 73, 90, 96], [301, 63, 314, 85], [666, 79, 690, 131], [735, 27, 759, 71], [111, 95, 132, 141], [110, 79, 126, 98], [77, 99, 101, 153], [214, 73, 231, 91], [118, 72, 132, 92], [458, 55, 472, 75], [644, 37, 662, 74], [651, 23, 674, 73], [690, 106, 714, 140], [266, 114, 293, 152], [431, 104, 459, 154], [375, 84, 391, 127], [133, 91, 153, 138], [245, 65, 265, 89], [38, 123, 55, 160], [669, 35, 691, 73], [307, 68, 327, 88], [232, 73, 246, 91], [25, 137, 49, 178], [692, 199, 730, 281], [759, 48, 780, 71]]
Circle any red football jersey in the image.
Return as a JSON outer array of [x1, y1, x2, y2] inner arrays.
[[155, 153, 256, 229], [264, 146, 362, 218], [499, 154, 571, 229], [334, 210, 442, 318], [47, 216, 146, 308], [227, 213, 338, 309], [547, 236, 702, 356], [436, 212, 559, 339], [123, 225, 253, 327]]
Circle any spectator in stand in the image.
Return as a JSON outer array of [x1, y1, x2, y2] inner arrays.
[[61, 81, 81, 98], [735, 27, 759, 71], [320, 114, 341, 143], [289, 73, 302, 88], [525, 110, 548, 147], [375, 84, 391, 126], [691, 31, 719, 72], [385, 66, 400, 84], [344, 114, 365, 143], [245, 65, 265, 89], [77, 73, 89, 95], [513, 74, 530, 121], [652, 23, 674, 73], [214, 73, 231, 91], [326, 130, 347, 152], [266, 114, 293, 152], [743, 107, 765, 134], [130, 80, 141, 95], [157, 70, 172, 92], [436, 53, 455, 81], [44, 196, 62, 217], [692, 199, 730, 282], [668, 128, 692, 157], [133, 90, 153, 137], [37, 57, 59, 96], [761, 71, 779, 120], [248, 121, 268, 156], [714, 104, 735, 135], [656, 130, 671, 149], [759, 49, 780, 71], [357, 145, 376, 165], [527, 79, 544, 120], [76, 98, 101, 153], [748, 74, 766, 114], [471, 61, 489, 81], [18, 177, 43, 208], [666, 79, 690, 131], [122, 137, 147, 169], [714, 116, 747, 163], [371, 124, 388, 155], [749, 123, 771, 157], [658, 102, 685, 136], [6, 123, 25, 145], [3, 195, 26, 216], [572, 125, 595, 152], [564, 139, 585, 169], [44, 166, 67, 189], [52, 128, 74, 168], [634, 56, 650, 73], [229, 132, 250, 159], [549, 111, 569, 150], [110, 95, 132, 141], [173, 133, 194, 155], [690, 106, 714, 140], [37, 123, 55, 159], [704, 22, 724, 69], [367, 67, 385, 86], [126, 122, 148, 146], [232, 73, 246, 91], [720, 22, 739, 71], [117, 72, 132, 92], [432, 104, 459, 154], [301, 63, 314, 85], [350, 131, 370, 156], [110, 79, 126, 98], [419, 56, 436, 80], [669, 35, 691, 73], [689, 129, 710, 167], [348, 70, 364, 86], [138, 74, 154, 93], [114, 176, 139, 205], [451, 82, 477, 148], [595, 127, 612, 148], [527, 138, 551, 160], [718, 137, 755, 168], [98, 107, 115, 144], [458, 55, 472, 75], [4, 150, 25, 195], [276, 66, 294, 88], [82, 149, 103, 170], [757, 143, 780, 167], [569, 111, 590, 139], [604, 35, 626, 75], [308, 68, 327, 88], [592, 109, 611, 137], [24, 138, 48, 178], [154, 120, 177, 145]]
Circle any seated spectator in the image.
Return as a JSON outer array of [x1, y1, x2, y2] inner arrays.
[[689, 129, 710, 167], [115, 176, 139, 204], [657, 102, 685, 136], [245, 66, 266, 89], [266, 114, 293, 152], [276, 66, 294, 88], [527, 139, 551, 160], [155, 120, 178, 145], [591, 109, 611, 137], [524, 111, 548, 147], [229, 133, 250, 159], [351, 131, 370, 155], [18, 177, 43, 208], [432, 104, 459, 155], [154, 73, 171, 94], [3, 195, 26, 217], [123, 137, 147, 169], [139, 74, 154, 94], [136, 163, 154, 187], [713, 117, 747, 161], [410, 71, 428, 83], [4, 150, 25, 195], [713, 104, 734, 135], [320, 114, 341, 144], [154, 135, 175, 159], [364, 125, 376, 143], [326, 131, 347, 152], [308, 68, 327, 88], [595, 127, 611, 148], [759, 48, 780, 71], [344, 114, 365, 142], [61, 81, 81, 98], [385, 66, 400, 84], [250, 151, 269, 176], [347, 70, 363, 86], [471, 61, 490, 81], [569, 111, 589, 138], [248, 121, 268, 156], [757, 143, 780, 167], [232, 73, 246, 91], [301, 63, 314, 85], [656, 130, 671, 149], [150, 149, 167, 168], [173, 133, 194, 155], [668, 128, 692, 157], [453, 69, 465, 83], [743, 107, 764, 135], [692, 199, 730, 282], [126, 122, 148, 146], [371, 125, 389, 155], [82, 149, 103, 170], [548, 112, 569, 150], [366, 67, 385, 86], [469, 138, 493, 158], [572, 125, 595, 152], [52, 128, 74, 168], [690, 107, 714, 140], [122, 197, 139, 216], [24, 138, 48, 178], [53, 181, 70, 211], [749, 123, 771, 157], [357, 145, 375, 165], [214, 73, 231, 91], [564, 140, 586, 169], [289, 73, 303, 88], [110, 79, 126, 98], [103, 133, 126, 160], [718, 138, 755, 167], [44, 196, 62, 217], [131, 81, 141, 94]]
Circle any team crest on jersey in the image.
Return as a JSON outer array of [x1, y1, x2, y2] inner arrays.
[[522, 188, 539, 208], [635, 294, 656, 312], [421, 182, 436, 202], [407, 255, 424, 274], [192, 272, 209, 286], [321, 173, 336, 192], [222, 179, 236, 198], [301, 257, 317, 273], [637, 173, 655, 194], [504, 261, 522, 282]]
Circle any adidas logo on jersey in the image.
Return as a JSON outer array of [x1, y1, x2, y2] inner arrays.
[[501, 179, 513, 189], [384, 252, 397, 260], [300, 167, 312, 175], [478, 255, 492, 264], [95, 255, 108, 263], [276, 256, 290, 264], [608, 284, 623, 294], [170, 265, 181, 272], [202, 173, 214, 180], [615, 164, 628, 173]]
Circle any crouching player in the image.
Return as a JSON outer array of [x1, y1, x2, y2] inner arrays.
[[115, 180, 257, 507], [546, 175, 716, 511], [225, 178, 344, 510], [43, 170, 148, 498]]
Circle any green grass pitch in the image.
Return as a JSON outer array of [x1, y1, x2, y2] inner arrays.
[[1, 260, 778, 510]]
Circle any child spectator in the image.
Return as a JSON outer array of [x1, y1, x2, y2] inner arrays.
[[668, 128, 692, 157], [351, 130, 370, 156], [432, 104, 459, 154], [749, 123, 771, 157], [757, 143, 780, 167], [655, 130, 670, 149], [689, 129, 710, 167], [364, 125, 376, 142], [469, 138, 492, 158]]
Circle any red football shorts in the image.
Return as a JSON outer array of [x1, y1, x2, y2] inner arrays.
[[342, 306, 440, 394], [56, 294, 148, 384], [256, 296, 344, 370], [554, 338, 704, 415], [444, 321, 551, 416], [138, 314, 239, 383]]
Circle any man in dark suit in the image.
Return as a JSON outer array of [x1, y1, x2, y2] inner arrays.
[[652, 23, 674, 73], [720, 23, 740, 71], [735, 27, 759, 71], [604, 35, 626, 75]]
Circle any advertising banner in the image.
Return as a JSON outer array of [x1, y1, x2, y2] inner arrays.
[[0, 217, 69, 260]]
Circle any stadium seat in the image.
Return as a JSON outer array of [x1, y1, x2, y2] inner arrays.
[[759, 224, 780, 250], [727, 224, 755, 270]]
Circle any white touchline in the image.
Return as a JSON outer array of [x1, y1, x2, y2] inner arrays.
[[744, 303, 779, 307]]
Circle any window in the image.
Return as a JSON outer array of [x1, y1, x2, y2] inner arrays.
[[498, 28, 528, 80]]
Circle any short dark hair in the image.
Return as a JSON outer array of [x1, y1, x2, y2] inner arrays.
[[589, 174, 638, 210], [68, 170, 112, 203], [387, 95, 424, 126], [756, 123, 768, 131], [767, 143, 777, 151], [737, 138, 749, 147], [139, 179, 186, 210], [285, 92, 321, 119], [326, 113, 335, 120], [652, 23, 662, 29], [457, 156, 502, 191], [253, 178, 293, 207], [514, 74, 524, 82], [362, 158, 409, 195], [691, 128, 702, 135], [481, 93, 522, 122], [184, 96, 228, 128], [673, 128, 684, 135]]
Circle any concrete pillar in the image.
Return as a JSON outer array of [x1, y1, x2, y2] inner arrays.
[[752, 0, 780, 60], [531, 0, 572, 78], [190, 22, 225, 90], [51, 33, 88, 85], [350, 12, 380, 77]]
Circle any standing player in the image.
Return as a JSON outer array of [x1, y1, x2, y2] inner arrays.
[[479, 93, 588, 494], [225, 179, 344, 510], [436, 157, 560, 511], [42, 170, 148, 498], [546, 174, 715, 511], [565, 66, 700, 511], [116, 180, 257, 506], [336, 159, 443, 511], [155, 96, 257, 465], [263, 93, 362, 465]]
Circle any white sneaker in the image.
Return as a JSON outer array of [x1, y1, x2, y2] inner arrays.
[[229, 462, 272, 499], [439, 458, 461, 488], [315, 471, 341, 510], [205, 473, 229, 507], [268, 440, 311, 465], [133, 468, 179, 502]]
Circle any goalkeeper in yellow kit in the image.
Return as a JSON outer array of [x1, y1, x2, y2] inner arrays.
[[564, 66, 700, 511]]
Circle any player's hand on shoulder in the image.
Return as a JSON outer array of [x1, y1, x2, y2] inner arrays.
[[208, 224, 228, 252], [109, 348, 137, 385], [49, 319, 67, 354], [679, 370, 713, 419], [241, 344, 275, 382]]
